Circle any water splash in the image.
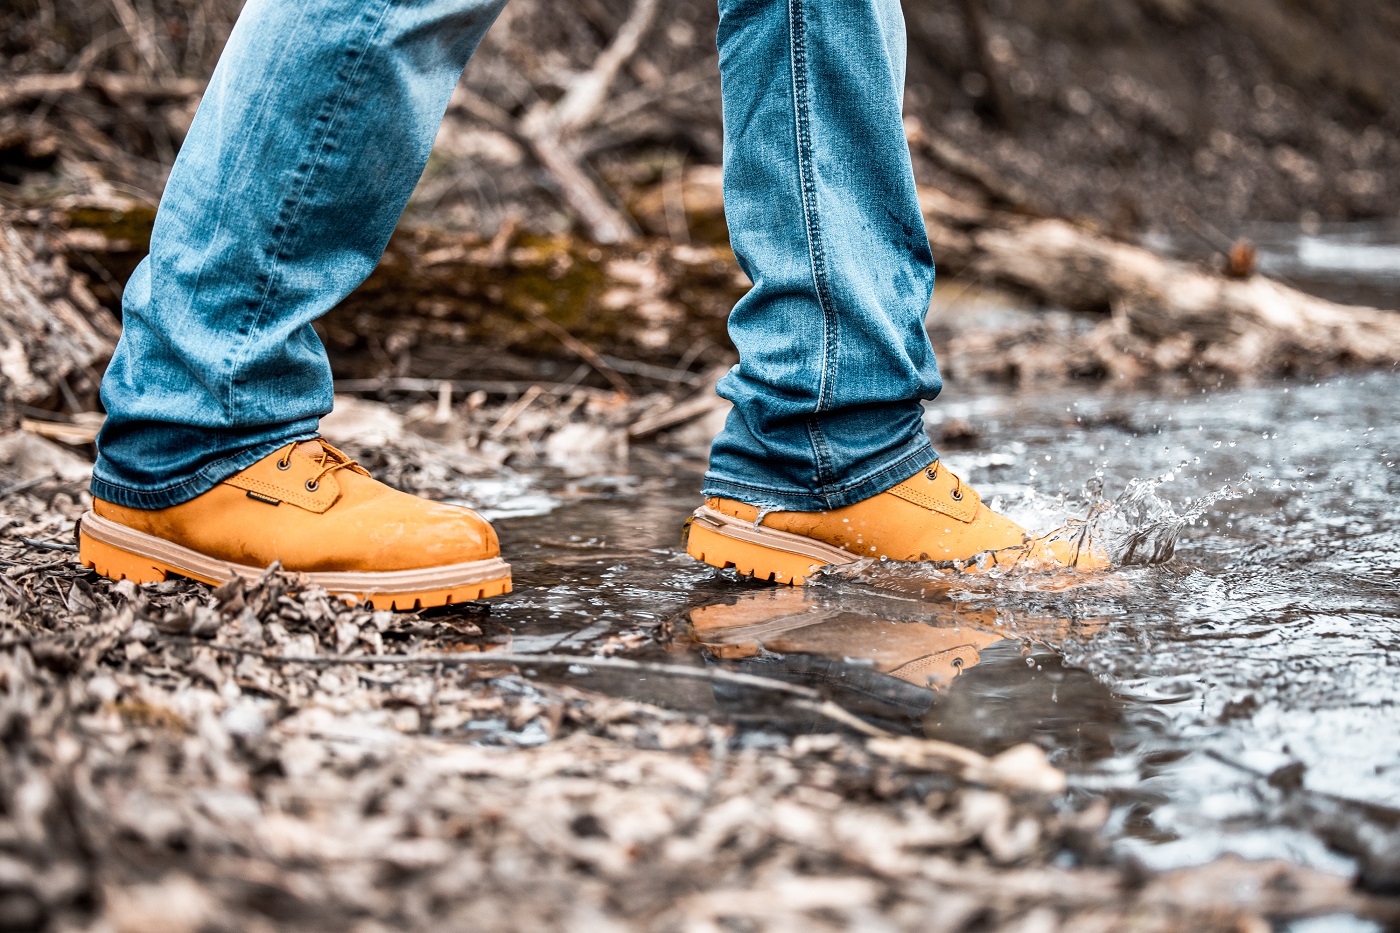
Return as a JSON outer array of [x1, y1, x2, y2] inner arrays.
[[1086, 475, 1246, 566]]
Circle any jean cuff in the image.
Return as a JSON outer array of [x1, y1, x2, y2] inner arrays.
[[89, 427, 321, 509], [701, 436, 938, 512]]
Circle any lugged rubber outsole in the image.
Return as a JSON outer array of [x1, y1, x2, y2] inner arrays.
[[77, 516, 512, 610], [683, 510, 853, 585]]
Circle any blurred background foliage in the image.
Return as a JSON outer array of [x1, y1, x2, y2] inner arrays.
[[4, 0, 1398, 239]]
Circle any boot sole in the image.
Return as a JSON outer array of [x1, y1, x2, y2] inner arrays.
[[77, 511, 512, 610], [683, 506, 858, 585]]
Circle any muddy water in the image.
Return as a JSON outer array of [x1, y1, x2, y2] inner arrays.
[[447, 368, 1400, 888]]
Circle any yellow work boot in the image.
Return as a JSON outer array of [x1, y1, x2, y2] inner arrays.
[[78, 439, 510, 609], [684, 460, 1106, 585]]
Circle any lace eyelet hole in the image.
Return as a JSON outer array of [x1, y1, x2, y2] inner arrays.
[[925, 468, 937, 479], [305, 479, 320, 492], [276, 459, 291, 471], [951, 489, 963, 501]]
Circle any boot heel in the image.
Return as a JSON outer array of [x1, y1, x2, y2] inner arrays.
[[683, 517, 823, 586], [78, 528, 174, 585]]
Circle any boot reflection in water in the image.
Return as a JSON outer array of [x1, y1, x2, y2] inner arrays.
[[680, 589, 1122, 758]]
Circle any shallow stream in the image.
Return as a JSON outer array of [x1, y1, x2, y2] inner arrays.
[[445, 368, 1400, 896]]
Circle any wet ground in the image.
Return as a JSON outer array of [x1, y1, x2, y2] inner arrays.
[[442, 367, 1400, 896]]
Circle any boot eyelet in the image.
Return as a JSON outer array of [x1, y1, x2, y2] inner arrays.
[[276, 458, 291, 471], [950, 489, 963, 501], [925, 467, 937, 480], [305, 479, 320, 492]]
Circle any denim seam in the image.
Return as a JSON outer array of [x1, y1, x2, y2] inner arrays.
[[90, 426, 320, 509], [786, 0, 838, 489], [222, 0, 393, 423]]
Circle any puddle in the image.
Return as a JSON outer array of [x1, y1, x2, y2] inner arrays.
[[444, 369, 1400, 886]]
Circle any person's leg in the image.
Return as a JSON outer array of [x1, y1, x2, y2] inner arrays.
[[94, 0, 508, 509], [687, 0, 1105, 580], [82, 0, 516, 608], [703, 0, 940, 513]]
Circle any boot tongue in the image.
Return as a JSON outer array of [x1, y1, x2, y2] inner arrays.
[[294, 439, 328, 460]]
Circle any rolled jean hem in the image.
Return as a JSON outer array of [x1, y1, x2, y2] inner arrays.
[[701, 437, 938, 512], [89, 422, 321, 509]]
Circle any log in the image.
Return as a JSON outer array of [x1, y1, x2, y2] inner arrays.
[[919, 185, 1400, 380], [0, 220, 119, 412], [974, 218, 1400, 372]]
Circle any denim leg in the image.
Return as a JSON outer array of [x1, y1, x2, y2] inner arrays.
[[92, 0, 508, 509], [702, 0, 941, 512]]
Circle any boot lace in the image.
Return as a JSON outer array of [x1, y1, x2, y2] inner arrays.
[[275, 440, 363, 492], [924, 461, 964, 501]]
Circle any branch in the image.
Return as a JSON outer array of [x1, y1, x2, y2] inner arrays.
[[535, 0, 660, 138], [526, 310, 635, 397], [0, 72, 203, 110], [522, 134, 638, 244], [106, 0, 174, 76], [169, 639, 891, 738], [512, 0, 659, 244]]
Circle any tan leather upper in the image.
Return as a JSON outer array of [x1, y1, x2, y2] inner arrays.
[[708, 462, 1028, 563], [94, 440, 498, 573], [708, 461, 1107, 570]]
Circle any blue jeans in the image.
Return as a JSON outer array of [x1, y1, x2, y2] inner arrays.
[[94, 0, 941, 513]]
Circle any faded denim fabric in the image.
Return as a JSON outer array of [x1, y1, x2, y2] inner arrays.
[[702, 0, 941, 510], [94, 0, 942, 513]]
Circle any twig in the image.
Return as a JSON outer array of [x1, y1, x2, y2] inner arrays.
[[0, 72, 201, 110], [906, 119, 1043, 215], [432, 380, 454, 424], [0, 476, 52, 499], [486, 213, 523, 266], [488, 384, 544, 437], [105, 0, 172, 76], [168, 640, 895, 738], [446, 86, 516, 134], [527, 311, 634, 397], [1204, 748, 1400, 822], [596, 355, 704, 387], [523, 137, 638, 244], [20, 537, 78, 553], [333, 377, 612, 398], [448, 84, 637, 244], [789, 699, 890, 738], [662, 151, 691, 245], [628, 391, 725, 440]]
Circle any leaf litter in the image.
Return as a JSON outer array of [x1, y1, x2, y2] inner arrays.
[[1, 438, 1397, 932]]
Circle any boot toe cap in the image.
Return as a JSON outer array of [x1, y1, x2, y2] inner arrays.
[[372, 502, 500, 569]]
